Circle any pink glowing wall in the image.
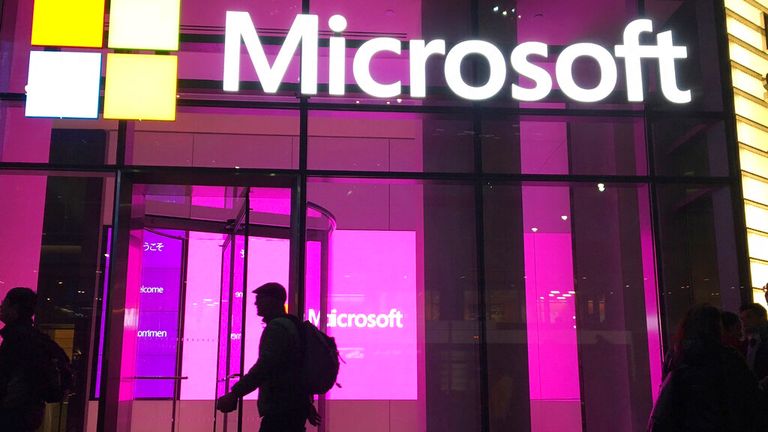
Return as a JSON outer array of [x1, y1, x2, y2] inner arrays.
[[134, 230, 184, 398], [0, 176, 46, 307], [320, 230, 417, 400], [174, 229, 416, 401], [524, 232, 580, 401], [521, 112, 582, 431], [638, 186, 662, 400]]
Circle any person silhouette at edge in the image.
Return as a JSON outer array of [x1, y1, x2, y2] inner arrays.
[[216, 282, 320, 432], [740, 303, 768, 391], [0, 287, 46, 432]]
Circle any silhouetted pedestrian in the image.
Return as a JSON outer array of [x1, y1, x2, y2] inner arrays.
[[740, 303, 768, 390], [0, 288, 45, 431], [649, 304, 766, 432], [216, 283, 319, 432]]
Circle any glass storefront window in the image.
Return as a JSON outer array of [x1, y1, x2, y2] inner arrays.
[[304, 179, 482, 432], [482, 115, 648, 175], [0, 0, 751, 431], [0, 171, 115, 432], [651, 118, 729, 177], [308, 110, 475, 172], [655, 184, 745, 343], [484, 182, 662, 432], [129, 108, 299, 169]]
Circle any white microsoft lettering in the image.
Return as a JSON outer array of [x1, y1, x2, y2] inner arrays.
[[328, 15, 348, 95], [510, 42, 552, 101], [353, 37, 402, 98], [409, 40, 446, 98], [224, 14, 691, 104], [223, 12, 318, 94], [556, 43, 618, 103], [614, 19, 691, 104], [307, 308, 405, 329], [444, 40, 507, 101], [655, 31, 691, 103]]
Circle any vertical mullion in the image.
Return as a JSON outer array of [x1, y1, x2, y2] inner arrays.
[[96, 170, 126, 432], [296, 0, 310, 317], [470, 1, 490, 431], [237, 190, 250, 432]]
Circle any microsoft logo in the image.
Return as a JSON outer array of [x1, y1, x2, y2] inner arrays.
[[25, 0, 181, 121]]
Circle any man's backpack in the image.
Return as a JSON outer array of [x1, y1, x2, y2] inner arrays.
[[280, 317, 341, 395], [33, 330, 75, 403]]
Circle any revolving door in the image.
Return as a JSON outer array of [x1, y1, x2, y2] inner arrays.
[[96, 181, 334, 432]]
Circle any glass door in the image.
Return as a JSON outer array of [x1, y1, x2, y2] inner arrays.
[[214, 188, 249, 432], [100, 180, 339, 432]]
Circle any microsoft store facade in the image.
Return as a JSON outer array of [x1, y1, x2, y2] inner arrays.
[[0, 0, 766, 431]]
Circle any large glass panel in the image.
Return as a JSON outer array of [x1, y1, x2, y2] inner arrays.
[[304, 179, 481, 432], [482, 115, 647, 175], [655, 184, 745, 343], [308, 110, 474, 173], [128, 108, 299, 169], [650, 118, 730, 177], [0, 171, 114, 432], [0, 100, 119, 165], [484, 182, 662, 432]]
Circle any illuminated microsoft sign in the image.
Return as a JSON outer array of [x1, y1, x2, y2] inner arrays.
[[25, 2, 692, 123], [224, 14, 692, 104]]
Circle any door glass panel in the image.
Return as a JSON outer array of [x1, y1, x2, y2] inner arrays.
[[135, 229, 184, 399], [179, 230, 225, 430]]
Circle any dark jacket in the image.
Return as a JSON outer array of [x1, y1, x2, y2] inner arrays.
[[745, 324, 768, 382], [231, 314, 307, 418], [654, 344, 767, 432], [0, 322, 46, 431]]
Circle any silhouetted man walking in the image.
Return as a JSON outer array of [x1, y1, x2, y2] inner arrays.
[[216, 282, 319, 432], [0, 287, 45, 431]]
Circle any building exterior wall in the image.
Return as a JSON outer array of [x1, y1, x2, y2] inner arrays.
[[724, 0, 768, 306], [0, 1, 757, 431]]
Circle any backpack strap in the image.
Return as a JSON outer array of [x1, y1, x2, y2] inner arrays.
[[271, 316, 304, 362]]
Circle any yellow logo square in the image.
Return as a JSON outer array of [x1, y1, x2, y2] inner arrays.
[[31, 0, 105, 48], [104, 54, 178, 121]]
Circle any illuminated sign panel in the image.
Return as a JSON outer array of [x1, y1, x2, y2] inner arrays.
[[103, 54, 178, 121], [26, 0, 180, 120], [25, 5, 693, 121], [224, 14, 692, 104], [108, 0, 182, 51], [25, 51, 102, 119], [31, 0, 105, 48]]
